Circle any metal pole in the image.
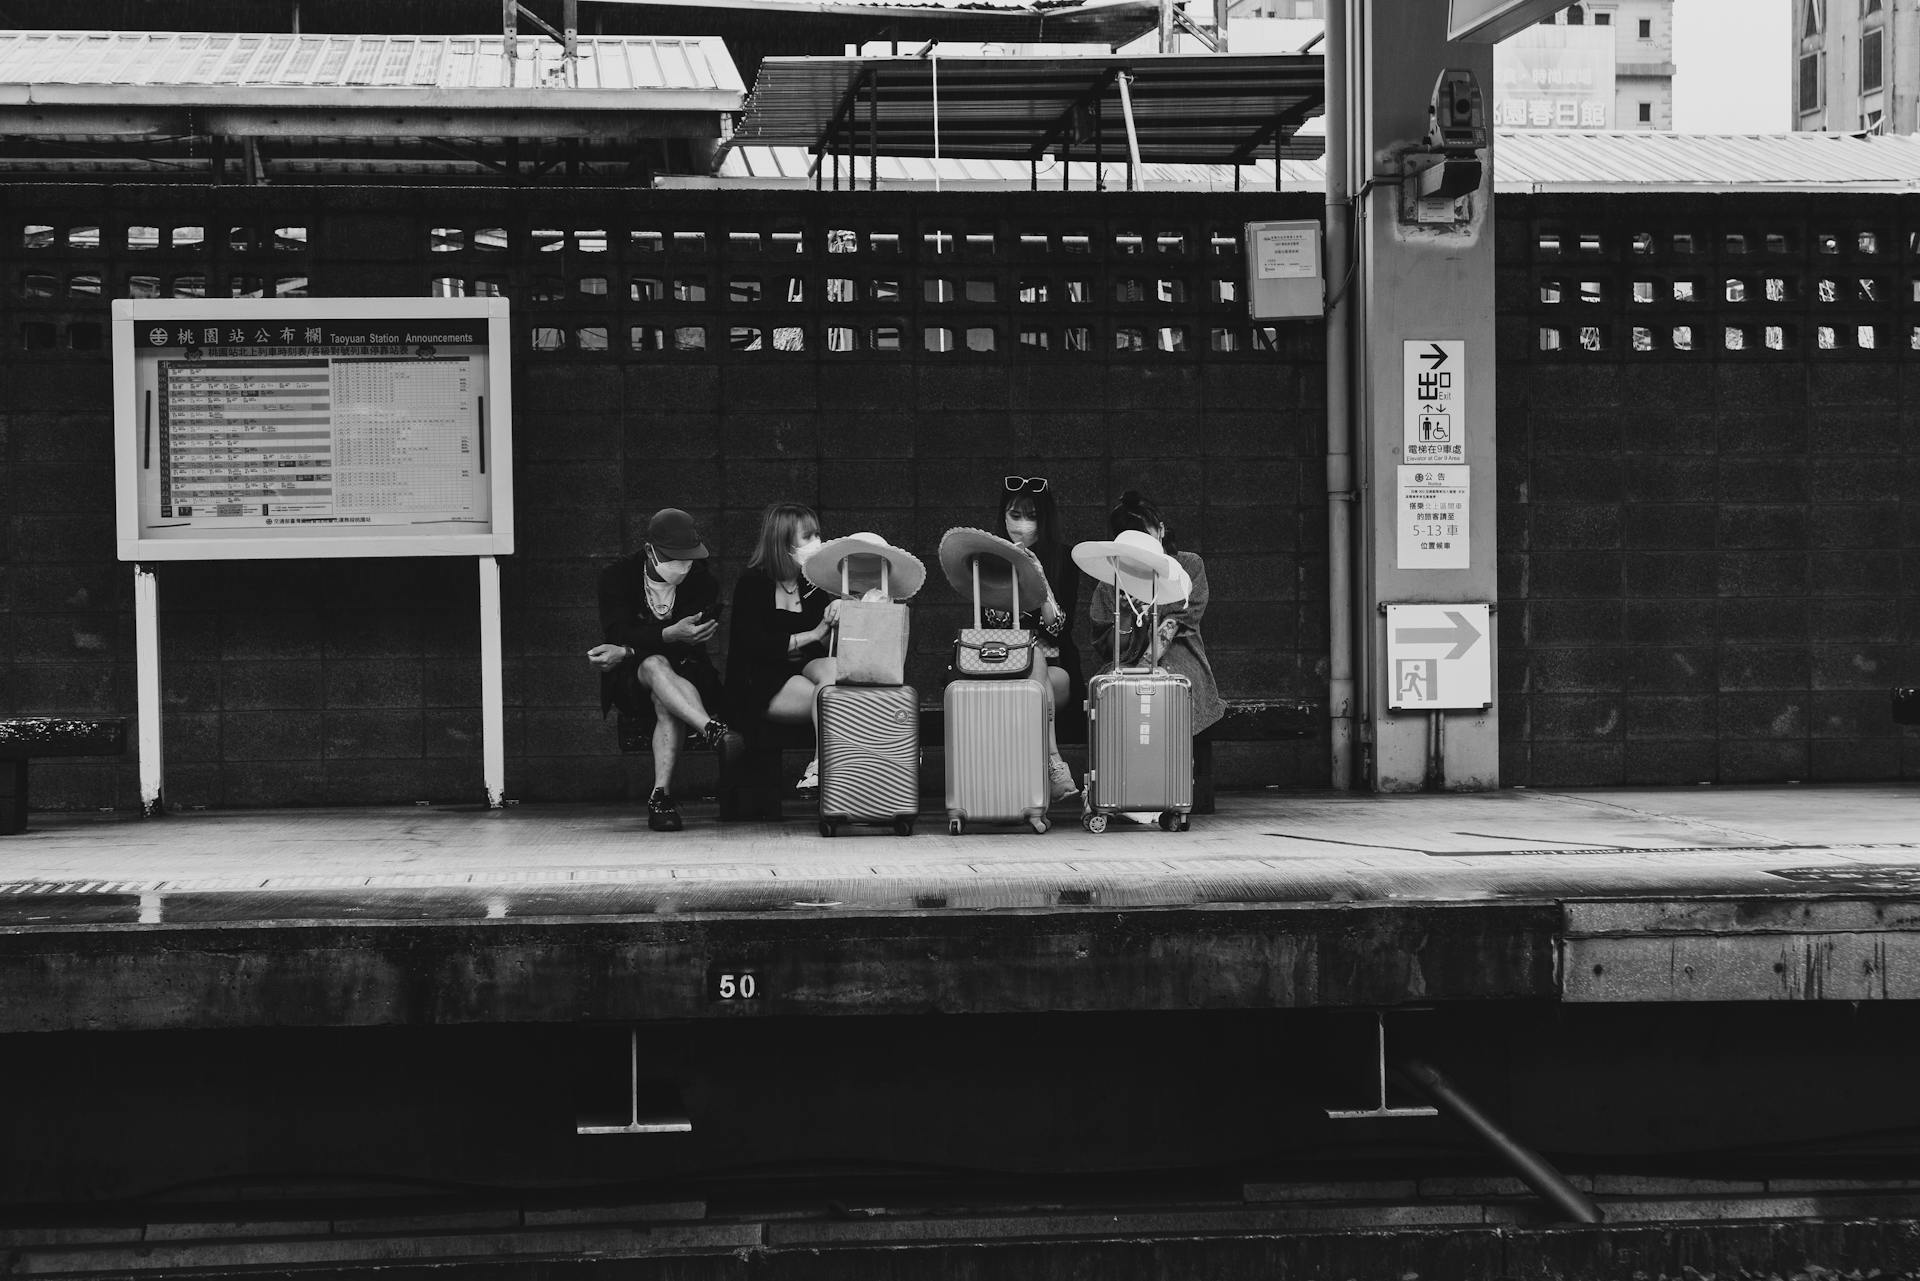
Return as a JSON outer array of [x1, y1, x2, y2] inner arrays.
[[479, 555, 506, 808], [502, 0, 517, 85], [1324, 0, 1356, 791], [134, 564, 163, 817], [1115, 71, 1145, 192], [1396, 1059, 1604, 1225]]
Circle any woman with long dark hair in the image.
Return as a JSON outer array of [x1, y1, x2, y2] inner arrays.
[[724, 502, 840, 792], [986, 474, 1086, 800]]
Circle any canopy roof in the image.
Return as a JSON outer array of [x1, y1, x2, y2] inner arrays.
[[731, 53, 1326, 166]]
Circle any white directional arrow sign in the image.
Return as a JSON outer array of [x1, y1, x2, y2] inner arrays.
[[1385, 603, 1492, 711], [1403, 339, 1465, 465]]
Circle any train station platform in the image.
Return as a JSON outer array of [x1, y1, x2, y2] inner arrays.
[[3, 783, 1919, 1031]]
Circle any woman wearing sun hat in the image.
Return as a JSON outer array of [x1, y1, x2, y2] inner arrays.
[[1087, 490, 1224, 735]]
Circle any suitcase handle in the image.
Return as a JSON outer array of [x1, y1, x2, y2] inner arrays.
[[970, 553, 1019, 629]]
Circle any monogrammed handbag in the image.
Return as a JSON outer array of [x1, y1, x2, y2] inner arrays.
[[952, 556, 1036, 678]]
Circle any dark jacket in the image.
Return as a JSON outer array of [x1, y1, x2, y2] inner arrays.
[[724, 566, 830, 724], [597, 553, 721, 716]]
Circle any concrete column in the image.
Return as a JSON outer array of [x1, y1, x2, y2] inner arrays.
[[1350, 0, 1499, 791]]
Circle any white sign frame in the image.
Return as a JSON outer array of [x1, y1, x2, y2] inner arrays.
[[1386, 603, 1493, 711], [112, 297, 515, 562], [1403, 339, 1465, 464]]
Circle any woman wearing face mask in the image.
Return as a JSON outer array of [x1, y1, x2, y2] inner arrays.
[[725, 501, 841, 793], [590, 507, 741, 832], [986, 475, 1086, 801]]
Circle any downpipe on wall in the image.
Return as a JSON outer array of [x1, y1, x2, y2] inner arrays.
[[1324, 0, 1356, 791]]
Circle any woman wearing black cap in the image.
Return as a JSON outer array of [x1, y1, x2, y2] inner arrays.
[[589, 507, 743, 831]]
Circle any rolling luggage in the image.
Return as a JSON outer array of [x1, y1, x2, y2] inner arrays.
[[943, 676, 1051, 835], [943, 549, 1051, 835], [1081, 563, 1194, 835], [816, 683, 919, 837], [1083, 668, 1192, 833]]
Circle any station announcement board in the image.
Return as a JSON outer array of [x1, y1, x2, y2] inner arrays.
[[112, 298, 513, 561]]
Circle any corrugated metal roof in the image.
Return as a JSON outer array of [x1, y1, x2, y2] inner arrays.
[[733, 53, 1324, 164], [702, 130, 1920, 192], [1493, 129, 1920, 192], [0, 30, 745, 98]]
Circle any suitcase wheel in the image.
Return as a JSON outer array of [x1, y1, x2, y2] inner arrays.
[[1083, 813, 1108, 835], [893, 817, 914, 837], [1030, 815, 1051, 835], [948, 817, 965, 836], [1157, 811, 1178, 832], [819, 820, 837, 837]]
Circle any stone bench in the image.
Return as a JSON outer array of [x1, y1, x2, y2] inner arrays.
[[0, 718, 129, 834]]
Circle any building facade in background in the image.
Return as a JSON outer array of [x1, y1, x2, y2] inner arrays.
[[1510, 1, 1675, 129], [1794, 0, 1914, 134]]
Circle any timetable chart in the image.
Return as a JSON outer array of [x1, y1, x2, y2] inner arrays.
[[158, 360, 334, 519], [154, 354, 484, 528]]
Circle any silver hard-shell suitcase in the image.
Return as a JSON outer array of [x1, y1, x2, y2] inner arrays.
[[943, 676, 1051, 835], [943, 550, 1051, 835], [1081, 560, 1194, 834], [817, 683, 919, 837]]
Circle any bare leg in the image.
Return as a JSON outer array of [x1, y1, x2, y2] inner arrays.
[[1044, 663, 1069, 759], [636, 654, 716, 732], [765, 674, 820, 723], [649, 689, 686, 792]]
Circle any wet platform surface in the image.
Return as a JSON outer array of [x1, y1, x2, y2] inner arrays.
[[2, 784, 1918, 920], [2, 785, 1918, 1029]]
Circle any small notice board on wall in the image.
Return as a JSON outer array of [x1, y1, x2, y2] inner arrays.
[[112, 298, 514, 561]]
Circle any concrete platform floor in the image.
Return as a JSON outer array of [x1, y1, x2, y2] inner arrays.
[[2, 783, 1918, 917]]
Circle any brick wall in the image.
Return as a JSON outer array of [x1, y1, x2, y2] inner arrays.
[[1498, 192, 1920, 786], [0, 185, 1327, 809]]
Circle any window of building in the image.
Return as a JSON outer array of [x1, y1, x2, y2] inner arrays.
[[1594, 11, 1610, 23], [1800, 52, 1823, 110], [1638, 17, 1651, 36], [1638, 102, 1652, 123], [1865, 0, 1882, 12], [1803, 0, 1823, 37], [1865, 108, 1885, 133], [1862, 27, 1884, 92], [1567, 4, 1584, 22]]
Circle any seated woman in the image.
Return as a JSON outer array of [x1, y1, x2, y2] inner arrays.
[[724, 502, 840, 793], [984, 474, 1085, 800], [1088, 490, 1225, 737]]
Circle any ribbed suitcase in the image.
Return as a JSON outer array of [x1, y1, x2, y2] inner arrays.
[[943, 677, 1051, 835], [1083, 670, 1193, 833], [816, 683, 919, 837]]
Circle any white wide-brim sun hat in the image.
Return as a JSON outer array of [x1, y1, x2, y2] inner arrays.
[[937, 527, 1053, 614], [1071, 530, 1191, 605], [804, 532, 928, 601]]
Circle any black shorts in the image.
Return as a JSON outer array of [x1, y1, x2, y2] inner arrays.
[[612, 650, 724, 719]]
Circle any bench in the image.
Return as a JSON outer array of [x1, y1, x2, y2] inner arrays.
[[618, 697, 1319, 821], [0, 717, 130, 834]]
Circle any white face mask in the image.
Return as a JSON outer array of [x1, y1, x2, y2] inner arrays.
[[651, 553, 692, 585], [1005, 515, 1039, 547], [792, 535, 822, 566]]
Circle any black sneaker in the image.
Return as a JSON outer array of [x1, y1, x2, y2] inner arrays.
[[702, 718, 746, 763], [647, 788, 683, 832]]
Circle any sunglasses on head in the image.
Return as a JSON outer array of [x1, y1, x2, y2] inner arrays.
[[1004, 475, 1048, 493]]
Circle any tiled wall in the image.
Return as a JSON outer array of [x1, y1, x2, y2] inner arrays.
[[0, 186, 1328, 808], [1498, 192, 1920, 785]]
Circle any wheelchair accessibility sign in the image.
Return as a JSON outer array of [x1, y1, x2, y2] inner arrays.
[[1386, 602, 1491, 710]]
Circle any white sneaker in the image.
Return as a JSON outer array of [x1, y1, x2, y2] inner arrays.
[[795, 758, 820, 791], [1048, 758, 1080, 801]]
